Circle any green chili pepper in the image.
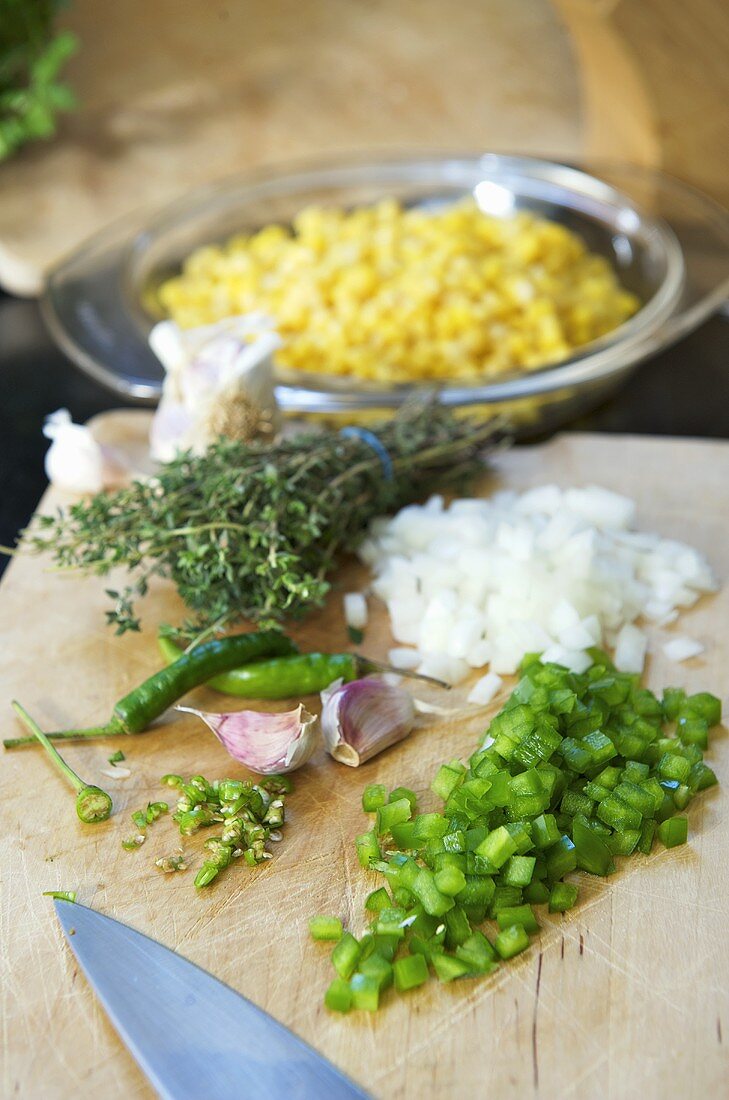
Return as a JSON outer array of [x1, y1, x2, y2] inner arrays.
[[157, 634, 447, 699], [158, 634, 358, 697], [43, 890, 77, 903], [11, 702, 112, 823], [309, 915, 344, 941], [4, 630, 297, 747]]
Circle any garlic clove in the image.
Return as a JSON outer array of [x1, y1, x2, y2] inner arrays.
[[177, 703, 318, 774], [320, 678, 415, 767], [43, 409, 130, 493]]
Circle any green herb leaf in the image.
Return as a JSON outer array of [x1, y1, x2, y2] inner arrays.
[[21, 406, 501, 640], [0, 7, 77, 161]]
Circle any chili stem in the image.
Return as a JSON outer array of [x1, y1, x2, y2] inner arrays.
[[11, 702, 112, 822], [12, 702, 89, 791], [4, 724, 113, 748], [357, 657, 451, 690]]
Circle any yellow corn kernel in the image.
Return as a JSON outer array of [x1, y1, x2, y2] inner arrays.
[[158, 198, 640, 384]]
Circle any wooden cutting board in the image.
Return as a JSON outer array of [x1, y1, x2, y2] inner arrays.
[[1, 431, 728, 1098]]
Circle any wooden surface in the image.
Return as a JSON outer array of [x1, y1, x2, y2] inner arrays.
[[1, 431, 728, 1099], [0, 0, 582, 294], [553, 0, 729, 203], [3, 1, 728, 294]]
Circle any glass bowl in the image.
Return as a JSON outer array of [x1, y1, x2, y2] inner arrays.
[[42, 153, 729, 435]]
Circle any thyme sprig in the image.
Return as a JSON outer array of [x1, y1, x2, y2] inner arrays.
[[0, 3, 77, 161], [23, 404, 502, 640]]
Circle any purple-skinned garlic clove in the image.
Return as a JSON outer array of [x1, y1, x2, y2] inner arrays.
[[320, 678, 415, 767], [177, 703, 318, 774]]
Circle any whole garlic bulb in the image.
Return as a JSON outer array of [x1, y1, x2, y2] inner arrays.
[[149, 314, 282, 462]]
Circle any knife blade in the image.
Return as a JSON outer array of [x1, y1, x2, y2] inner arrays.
[[54, 900, 369, 1100]]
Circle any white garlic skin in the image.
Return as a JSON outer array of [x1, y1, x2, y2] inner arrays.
[[177, 703, 319, 774], [149, 315, 281, 462], [43, 409, 127, 493]]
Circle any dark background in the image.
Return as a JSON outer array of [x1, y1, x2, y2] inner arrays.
[[1, 289, 727, 568]]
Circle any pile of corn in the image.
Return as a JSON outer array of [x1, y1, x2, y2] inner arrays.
[[158, 199, 640, 384]]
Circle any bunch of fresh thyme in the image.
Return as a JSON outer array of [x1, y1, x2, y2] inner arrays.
[[24, 403, 503, 640]]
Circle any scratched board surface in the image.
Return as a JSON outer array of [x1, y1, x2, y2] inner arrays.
[[1, 432, 728, 1098]]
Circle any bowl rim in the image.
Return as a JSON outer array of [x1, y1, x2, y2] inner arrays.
[[43, 151, 691, 408], [129, 152, 685, 400]]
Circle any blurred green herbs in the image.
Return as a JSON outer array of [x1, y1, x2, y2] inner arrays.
[[0, 1, 77, 161]]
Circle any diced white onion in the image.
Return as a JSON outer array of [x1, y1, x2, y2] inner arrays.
[[343, 592, 368, 630], [613, 624, 648, 674], [662, 636, 705, 663], [466, 640, 493, 669], [467, 672, 503, 706], [358, 483, 716, 683], [387, 647, 422, 671], [558, 620, 599, 651], [541, 645, 593, 674], [416, 654, 470, 685]]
